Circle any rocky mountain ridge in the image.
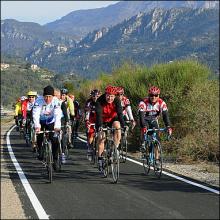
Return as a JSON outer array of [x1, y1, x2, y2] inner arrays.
[[1, 4, 219, 78]]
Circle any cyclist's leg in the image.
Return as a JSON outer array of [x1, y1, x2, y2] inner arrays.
[[150, 120, 160, 160], [36, 132, 44, 160], [97, 130, 105, 171], [111, 120, 121, 148]]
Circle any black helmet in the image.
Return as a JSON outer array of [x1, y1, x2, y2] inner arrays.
[[60, 88, 68, 95], [90, 89, 101, 97]]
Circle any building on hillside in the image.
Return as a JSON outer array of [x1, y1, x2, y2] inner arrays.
[[1, 63, 10, 70], [31, 64, 40, 71]]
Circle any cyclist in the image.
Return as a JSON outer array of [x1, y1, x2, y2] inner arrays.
[[138, 86, 172, 164], [84, 89, 101, 159], [117, 86, 136, 129], [60, 88, 75, 148], [33, 85, 62, 171], [69, 95, 82, 138], [95, 85, 125, 172], [14, 96, 27, 131], [54, 89, 69, 163], [21, 91, 38, 150]]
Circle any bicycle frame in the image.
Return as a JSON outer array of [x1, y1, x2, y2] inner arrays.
[[142, 127, 167, 178], [101, 127, 121, 183]]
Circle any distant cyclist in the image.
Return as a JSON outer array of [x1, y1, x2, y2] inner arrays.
[[117, 86, 136, 130], [60, 88, 75, 148], [54, 89, 70, 163], [33, 85, 62, 171], [69, 95, 82, 138], [21, 91, 38, 150], [14, 96, 27, 131], [138, 86, 172, 162], [84, 89, 101, 159], [95, 85, 125, 172]]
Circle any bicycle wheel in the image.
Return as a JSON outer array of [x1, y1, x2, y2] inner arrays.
[[46, 141, 53, 183], [110, 146, 120, 183], [153, 140, 163, 178], [101, 150, 109, 177], [120, 135, 127, 163], [91, 138, 97, 165], [143, 142, 150, 175], [62, 133, 69, 159]]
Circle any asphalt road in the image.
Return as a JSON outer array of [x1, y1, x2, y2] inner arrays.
[[5, 126, 220, 219]]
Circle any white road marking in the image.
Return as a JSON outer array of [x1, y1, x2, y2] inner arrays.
[[6, 126, 50, 219], [77, 136, 219, 195]]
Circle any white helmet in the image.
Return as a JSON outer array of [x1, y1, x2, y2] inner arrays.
[[20, 96, 27, 101]]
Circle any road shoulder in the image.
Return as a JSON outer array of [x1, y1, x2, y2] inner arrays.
[[1, 119, 27, 219]]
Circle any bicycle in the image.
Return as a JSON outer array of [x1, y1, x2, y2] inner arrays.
[[140, 127, 169, 178], [18, 118, 24, 138], [100, 127, 121, 183], [119, 122, 131, 163], [37, 129, 61, 183], [60, 124, 71, 160], [24, 118, 34, 147]]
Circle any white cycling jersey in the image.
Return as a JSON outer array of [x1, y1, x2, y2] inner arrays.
[[32, 96, 62, 129]]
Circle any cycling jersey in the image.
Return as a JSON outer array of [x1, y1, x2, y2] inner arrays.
[[66, 96, 75, 117], [138, 97, 171, 127], [14, 101, 22, 116], [21, 99, 35, 119], [32, 96, 62, 129], [73, 100, 82, 120], [95, 94, 125, 129], [84, 98, 96, 123], [120, 95, 134, 121]]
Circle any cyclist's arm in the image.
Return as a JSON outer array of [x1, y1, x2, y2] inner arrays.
[[54, 104, 62, 129], [32, 103, 41, 129], [115, 97, 125, 128], [125, 105, 134, 121], [21, 101, 27, 120], [67, 97, 75, 117], [61, 101, 69, 123], [95, 101, 102, 130], [139, 110, 146, 128], [15, 103, 21, 116], [162, 110, 171, 127]]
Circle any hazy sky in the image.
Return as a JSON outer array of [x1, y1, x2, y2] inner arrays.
[[1, 1, 119, 25]]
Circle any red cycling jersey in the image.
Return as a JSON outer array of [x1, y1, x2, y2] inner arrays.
[[21, 99, 34, 120]]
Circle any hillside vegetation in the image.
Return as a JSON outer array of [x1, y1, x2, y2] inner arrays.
[[74, 59, 219, 163], [0, 62, 81, 107]]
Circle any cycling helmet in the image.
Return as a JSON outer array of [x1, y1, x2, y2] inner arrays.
[[69, 94, 75, 101], [148, 86, 160, 95], [105, 85, 118, 95], [20, 96, 27, 101], [27, 91, 37, 96], [60, 88, 68, 95], [90, 89, 101, 96], [117, 87, 124, 95]]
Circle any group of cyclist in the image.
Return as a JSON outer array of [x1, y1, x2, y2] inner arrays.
[[14, 84, 172, 173], [84, 85, 172, 172]]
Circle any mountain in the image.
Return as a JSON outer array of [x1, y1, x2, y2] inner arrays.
[[25, 8, 219, 78], [1, 19, 77, 59], [1, 4, 219, 79], [44, 1, 219, 40]]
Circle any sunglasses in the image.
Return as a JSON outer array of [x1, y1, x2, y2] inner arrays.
[[28, 96, 35, 98], [149, 94, 159, 97]]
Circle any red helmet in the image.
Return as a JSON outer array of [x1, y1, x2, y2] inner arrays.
[[105, 85, 118, 95], [117, 87, 124, 95], [148, 86, 160, 95]]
